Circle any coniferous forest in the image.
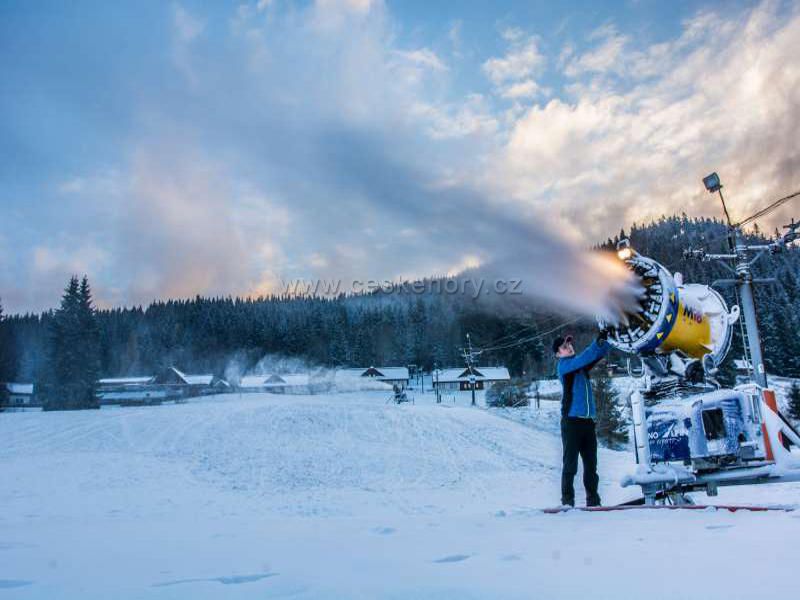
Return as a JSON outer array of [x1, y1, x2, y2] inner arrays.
[[1, 216, 799, 390]]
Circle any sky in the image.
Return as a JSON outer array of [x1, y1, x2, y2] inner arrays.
[[1, 0, 799, 314]]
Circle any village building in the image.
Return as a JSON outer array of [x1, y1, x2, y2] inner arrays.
[[2, 383, 39, 409], [342, 366, 410, 389], [152, 367, 228, 396], [238, 374, 289, 393], [96, 367, 229, 405], [432, 366, 510, 392]]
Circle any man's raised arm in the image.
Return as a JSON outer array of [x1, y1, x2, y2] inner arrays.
[[558, 339, 609, 375]]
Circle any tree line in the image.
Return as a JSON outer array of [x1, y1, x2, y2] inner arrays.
[[1, 215, 799, 411]]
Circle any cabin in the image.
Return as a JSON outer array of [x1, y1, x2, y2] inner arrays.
[[97, 374, 177, 405], [152, 367, 227, 396], [96, 367, 229, 405], [2, 383, 39, 409], [432, 366, 510, 392], [237, 373, 328, 394], [239, 374, 289, 393], [348, 366, 410, 389]]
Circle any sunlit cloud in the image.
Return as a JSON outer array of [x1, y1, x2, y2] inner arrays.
[[0, 1, 798, 314]]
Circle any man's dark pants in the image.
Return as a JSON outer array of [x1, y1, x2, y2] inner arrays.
[[561, 417, 600, 507]]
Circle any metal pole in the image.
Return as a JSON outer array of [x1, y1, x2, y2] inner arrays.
[[630, 388, 658, 505], [734, 230, 768, 387], [470, 375, 476, 406]]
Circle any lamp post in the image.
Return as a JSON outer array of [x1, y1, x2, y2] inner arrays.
[[434, 363, 440, 404], [684, 172, 789, 388], [470, 373, 476, 406]]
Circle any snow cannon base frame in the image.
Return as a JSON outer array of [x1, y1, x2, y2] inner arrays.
[[625, 385, 800, 504], [603, 248, 800, 504]]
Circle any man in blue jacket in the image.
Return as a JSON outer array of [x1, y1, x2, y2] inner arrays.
[[553, 332, 610, 507]]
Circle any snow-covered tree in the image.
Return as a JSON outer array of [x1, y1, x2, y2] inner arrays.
[[0, 299, 9, 409], [593, 371, 628, 449], [0, 298, 15, 384], [41, 276, 101, 411], [788, 381, 800, 422], [486, 379, 529, 408]]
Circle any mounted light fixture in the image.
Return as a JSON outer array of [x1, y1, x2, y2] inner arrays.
[[703, 172, 722, 193], [616, 238, 633, 261]]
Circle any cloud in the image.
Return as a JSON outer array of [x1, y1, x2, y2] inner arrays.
[[310, 0, 379, 30], [3, 0, 799, 317], [173, 4, 204, 42], [482, 35, 545, 86], [500, 79, 541, 100], [410, 94, 498, 139], [172, 4, 205, 83], [564, 24, 628, 77], [394, 48, 447, 72], [448, 20, 463, 55], [118, 146, 292, 303], [494, 1, 800, 239]]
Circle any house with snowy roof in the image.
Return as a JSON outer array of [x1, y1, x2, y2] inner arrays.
[[341, 366, 410, 389], [238, 374, 289, 392], [152, 367, 229, 396], [96, 367, 229, 405], [432, 366, 510, 392], [2, 382, 39, 409]]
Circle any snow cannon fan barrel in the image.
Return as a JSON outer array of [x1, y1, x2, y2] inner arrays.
[[598, 250, 739, 365]]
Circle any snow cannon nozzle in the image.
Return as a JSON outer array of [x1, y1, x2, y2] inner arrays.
[[595, 250, 738, 366]]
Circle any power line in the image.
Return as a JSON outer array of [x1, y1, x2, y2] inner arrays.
[[736, 190, 800, 228], [478, 318, 582, 353], [477, 314, 564, 349]]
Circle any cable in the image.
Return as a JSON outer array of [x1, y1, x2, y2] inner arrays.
[[478, 313, 567, 348], [736, 190, 800, 228], [479, 317, 582, 353]]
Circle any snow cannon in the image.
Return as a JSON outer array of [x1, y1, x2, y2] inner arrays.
[[598, 245, 739, 367]]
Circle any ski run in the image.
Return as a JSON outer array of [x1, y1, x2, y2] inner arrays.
[[1, 387, 799, 599]]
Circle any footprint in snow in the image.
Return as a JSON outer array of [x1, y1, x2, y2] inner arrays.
[[501, 554, 522, 562], [706, 525, 734, 530], [373, 527, 396, 535], [433, 554, 471, 564], [152, 573, 277, 587]]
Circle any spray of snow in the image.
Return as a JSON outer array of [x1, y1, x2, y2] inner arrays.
[[462, 248, 643, 324], [227, 353, 397, 393]]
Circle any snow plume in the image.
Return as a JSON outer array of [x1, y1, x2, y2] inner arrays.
[[459, 248, 642, 324], [230, 353, 396, 393], [248, 354, 319, 377], [222, 351, 251, 386]]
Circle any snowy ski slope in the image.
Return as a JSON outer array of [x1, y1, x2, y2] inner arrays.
[[1, 391, 798, 599]]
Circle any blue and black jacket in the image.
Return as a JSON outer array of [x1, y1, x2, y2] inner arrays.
[[557, 339, 609, 419]]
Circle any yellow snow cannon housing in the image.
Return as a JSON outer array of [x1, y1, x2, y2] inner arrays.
[[659, 295, 712, 358], [599, 253, 739, 364]]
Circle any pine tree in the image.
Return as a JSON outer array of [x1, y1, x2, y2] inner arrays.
[[788, 381, 800, 422], [78, 276, 101, 401], [41, 276, 101, 410], [0, 298, 16, 383], [593, 370, 629, 449], [0, 299, 9, 409]]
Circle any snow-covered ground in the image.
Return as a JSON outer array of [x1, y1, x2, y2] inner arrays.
[[1, 388, 799, 599]]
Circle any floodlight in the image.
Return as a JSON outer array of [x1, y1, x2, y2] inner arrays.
[[703, 172, 722, 193]]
